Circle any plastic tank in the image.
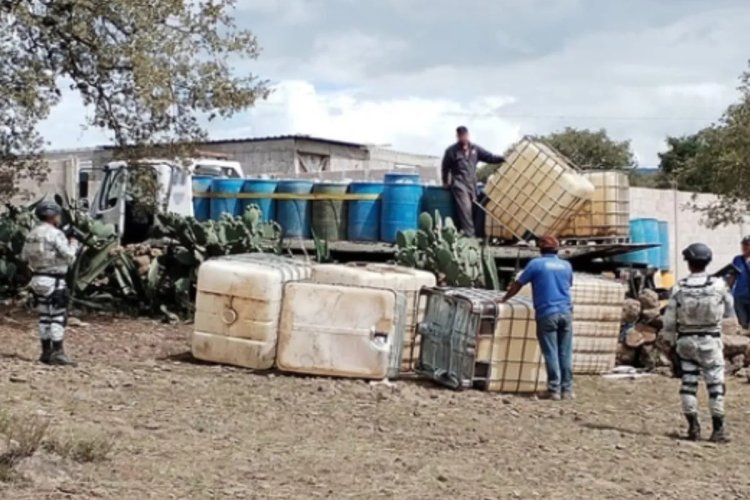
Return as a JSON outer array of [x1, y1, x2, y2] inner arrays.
[[380, 172, 423, 243], [210, 178, 245, 220], [658, 220, 670, 271], [310, 263, 437, 373], [241, 179, 277, 222], [417, 288, 546, 393], [484, 138, 595, 240], [192, 176, 212, 222], [421, 186, 457, 224], [569, 274, 625, 375], [622, 218, 661, 268], [276, 180, 314, 239], [518, 273, 625, 375], [276, 282, 406, 379], [192, 254, 312, 370], [561, 171, 630, 239], [347, 182, 384, 242], [311, 182, 349, 242]]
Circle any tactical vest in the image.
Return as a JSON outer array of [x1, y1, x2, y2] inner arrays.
[[23, 224, 71, 274], [675, 276, 725, 334]]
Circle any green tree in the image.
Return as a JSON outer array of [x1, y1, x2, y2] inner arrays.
[[691, 61, 750, 227], [657, 132, 713, 192], [536, 127, 637, 170], [0, 0, 269, 200]]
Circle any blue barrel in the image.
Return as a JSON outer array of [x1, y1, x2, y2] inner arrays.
[[381, 172, 423, 243], [276, 180, 314, 238], [474, 183, 486, 238], [192, 176, 212, 221], [242, 179, 277, 222], [617, 218, 660, 267], [210, 178, 245, 220], [348, 182, 384, 242], [658, 220, 670, 271], [422, 186, 457, 225]]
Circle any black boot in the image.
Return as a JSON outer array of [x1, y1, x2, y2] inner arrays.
[[39, 339, 52, 364], [49, 340, 75, 366], [685, 413, 701, 441], [709, 416, 729, 443]]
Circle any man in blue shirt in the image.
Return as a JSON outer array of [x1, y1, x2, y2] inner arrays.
[[729, 236, 750, 329], [499, 236, 574, 400]]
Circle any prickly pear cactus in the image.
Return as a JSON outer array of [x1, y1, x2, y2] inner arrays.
[[395, 211, 498, 289]]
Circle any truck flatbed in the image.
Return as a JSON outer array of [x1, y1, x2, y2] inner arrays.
[[282, 239, 657, 264]]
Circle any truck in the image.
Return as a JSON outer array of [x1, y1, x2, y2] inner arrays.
[[89, 157, 243, 244]]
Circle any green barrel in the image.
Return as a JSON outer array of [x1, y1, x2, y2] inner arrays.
[[311, 182, 349, 241]]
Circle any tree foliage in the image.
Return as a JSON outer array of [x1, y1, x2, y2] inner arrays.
[[656, 132, 713, 192], [0, 0, 269, 200], [535, 127, 637, 170], [686, 61, 750, 227]]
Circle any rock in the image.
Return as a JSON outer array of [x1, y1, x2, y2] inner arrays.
[[9, 375, 28, 383], [638, 289, 660, 311], [67, 317, 89, 327], [723, 334, 750, 358], [616, 343, 637, 365], [722, 317, 740, 336], [726, 355, 745, 376], [621, 299, 641, 324]]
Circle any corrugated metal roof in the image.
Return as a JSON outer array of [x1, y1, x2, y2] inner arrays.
[[202, 134, 370, 149]]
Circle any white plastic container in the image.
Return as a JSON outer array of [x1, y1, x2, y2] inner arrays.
[[276, 282, 406, 379], [517, 273, 625, 374], [417, 288, 546, 393], [561, 171, 630, 239], [192, 254, 312, 370], [484, 138, 594, 240], [310, 263, 436, 372]]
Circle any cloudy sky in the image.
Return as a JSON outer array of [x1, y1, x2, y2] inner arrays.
[[39, 0, 750, 166]]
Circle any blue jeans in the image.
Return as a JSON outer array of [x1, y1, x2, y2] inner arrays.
[[536, 312, 573, 394], [735, 297, 750, 329]]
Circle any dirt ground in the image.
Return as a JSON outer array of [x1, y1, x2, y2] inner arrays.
[[0, 309, 748, 500]]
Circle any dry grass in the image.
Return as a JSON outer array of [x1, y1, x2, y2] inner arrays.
[[0, 412, 49, 482], [44, 432, 114, 463]]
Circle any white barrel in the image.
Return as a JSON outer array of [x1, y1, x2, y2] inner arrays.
[[192, 254, 312, 370], [484, 138, 595, 240], [310, 263, 436, 372], [561, 170, 630, 239]]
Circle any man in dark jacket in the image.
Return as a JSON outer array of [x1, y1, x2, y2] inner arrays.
[[441, 126, 504, 236]]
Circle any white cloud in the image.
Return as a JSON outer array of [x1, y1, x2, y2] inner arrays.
[[34, 0, 750, 168], [215, 80, 520, 155]]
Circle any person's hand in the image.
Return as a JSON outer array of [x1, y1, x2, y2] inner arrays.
[[69, 237, 79, 245]]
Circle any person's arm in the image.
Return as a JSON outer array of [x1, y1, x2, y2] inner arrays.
[[500, 281, 523, 303], [499, 264, 534, 303], [51, 230, 79, 265], [723, 287, 736, 319], [476, 145, 505, 165], [660, 291, 678, 346], [441, 148, 452, 187]]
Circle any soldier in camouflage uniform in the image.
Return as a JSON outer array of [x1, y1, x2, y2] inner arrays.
[[661, 243, 733, 443], [21, 201, 79, 365]]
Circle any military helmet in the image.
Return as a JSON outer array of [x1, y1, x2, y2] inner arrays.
[[34, 200, 62, 221], [682, 242, 712, 265]]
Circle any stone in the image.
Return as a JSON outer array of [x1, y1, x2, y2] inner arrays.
[[638, 289, 660, 311], [621, 299, 641, 324], [722, 317, 740, 336], [723, 334, 750, 358]]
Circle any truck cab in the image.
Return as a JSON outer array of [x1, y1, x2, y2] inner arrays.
[[89, 158, 243, 243]]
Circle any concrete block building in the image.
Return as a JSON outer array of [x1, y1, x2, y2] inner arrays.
[[15, 135, 440, 204]]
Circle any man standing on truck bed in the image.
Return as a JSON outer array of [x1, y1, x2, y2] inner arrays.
[[441, 126, 504, 237]]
